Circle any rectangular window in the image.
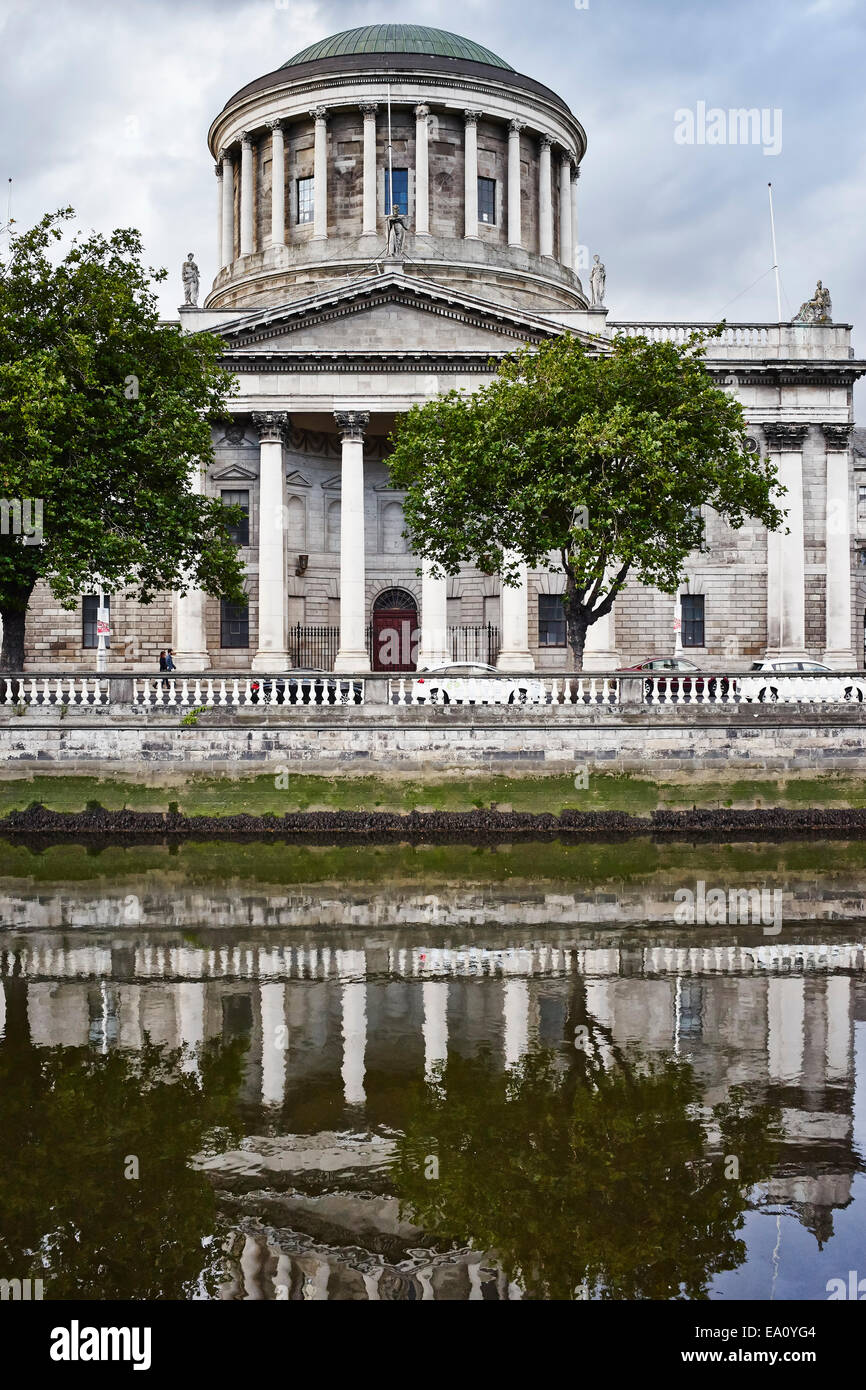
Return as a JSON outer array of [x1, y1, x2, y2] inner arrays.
[[221, 489, 250, 547], [538, 593, 566, 647], [297, 176, 314, 224], [681, 593, 705, 648], [221, 599, 249, 649], [82, 594, 110, 649], [858, 485, 866, 523], [478, 177, 496, 225], [384, 167, 409, 214]]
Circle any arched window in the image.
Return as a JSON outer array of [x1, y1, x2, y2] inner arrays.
[[287, 494, 306, 550], [326, 499, 341, 552]]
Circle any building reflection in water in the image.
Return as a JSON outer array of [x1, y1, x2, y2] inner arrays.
[[1, 922, 863, 1299]]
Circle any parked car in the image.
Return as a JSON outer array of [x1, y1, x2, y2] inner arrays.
[[249, 670, 363, 705], [738, 659, 865, 703], [616, 657, 731, 700], [410, 662, 547, 705]]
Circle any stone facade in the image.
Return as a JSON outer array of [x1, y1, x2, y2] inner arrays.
[[14, 25, 866, 674]]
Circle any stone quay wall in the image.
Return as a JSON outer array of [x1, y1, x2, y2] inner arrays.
[[0, 704, 864, 780]]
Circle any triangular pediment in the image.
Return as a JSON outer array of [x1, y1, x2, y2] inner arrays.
[[285, 469, 311, 488], [212, 271, 583, 360], [210, 462, 257, 482]]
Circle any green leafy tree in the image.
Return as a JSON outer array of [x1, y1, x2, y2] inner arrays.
[[394, 1032, 780, 1300], [388, 331, 785, 668], [0, 209, 245, 670]]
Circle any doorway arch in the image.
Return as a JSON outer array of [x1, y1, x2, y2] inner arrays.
[[371, 588, 418, 672]]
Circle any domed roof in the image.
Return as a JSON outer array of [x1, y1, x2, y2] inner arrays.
[[283, 24, 513, 72]]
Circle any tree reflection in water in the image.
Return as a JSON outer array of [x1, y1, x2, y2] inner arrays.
[[395, 1019, 781, 1301], [0, 976, 245, 1300]]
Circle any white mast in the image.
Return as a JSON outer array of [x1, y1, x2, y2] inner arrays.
[[768, 182, 783, 322], [387, 84, 394, 212]]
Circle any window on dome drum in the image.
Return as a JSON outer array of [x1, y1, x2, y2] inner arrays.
[[221, 599, 249, 649], [297, 177, 314, 224], [681, 593, 705, 648], [538, 594, 566, 647], [82, 594, 110, 649], [385, 168, 409, 214], [478, 177, 496, 225], [858, 484, 866, 524], [221, 489, 249, 547]]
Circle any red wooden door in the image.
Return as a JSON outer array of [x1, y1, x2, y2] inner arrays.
[[372, 610, 417, 671]]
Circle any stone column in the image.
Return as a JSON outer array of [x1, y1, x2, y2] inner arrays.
[[341, 980, 366, 1107], [538, 135, 553, 257], [507, 119, 523, 247], [312, 106, 328, 241], [559, 153, 572, 269], [423, 980, 448, 1081], [259, 981, 286, 1108], [503, 978, 529, 1069], [268, 119, 285, 248], [583, 574, 620, 670], [764, 423, 809, 658], [239, 132, 254, 256], [251, 411, 290, 672], [463, 110, 481, 239], [822, 423, 856, 667], [496, 553, 535, 670], [215, 162, 223, 269], [334, 411, 372, 672], [415, 104, 430, 236], [571, 166, 580, 273], [360, 103, 378, 236], [220, 149, 234, 269], [417, 559, 450, 668], [173, 463, 211, 670]]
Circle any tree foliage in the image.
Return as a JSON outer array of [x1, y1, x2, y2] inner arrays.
[[0, 209, 245, 668], [388, 331, 785, 668]]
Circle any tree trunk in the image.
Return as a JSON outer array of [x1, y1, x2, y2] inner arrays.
[[0, 607, 28, 672]]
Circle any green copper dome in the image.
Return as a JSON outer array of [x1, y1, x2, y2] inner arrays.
[[283, 25, 513, 71]]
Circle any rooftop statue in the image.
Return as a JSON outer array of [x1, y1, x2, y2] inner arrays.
[[386, 205, 408, 258], [590, 254, 606, 308], [793, 279, 832, 325], [182, 252, 200, 307]]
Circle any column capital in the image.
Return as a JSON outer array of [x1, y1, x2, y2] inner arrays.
[[266, 117, 285, 133], [763, 422, 809, 450], [359, 101, 378, 116], [572, 164, 581, 182], [252, 411, 291, 444], [214, 163, 222, 178], [311, 105, 329, 122], [334, 410, 370, 442], [509, 118, 524, 135], [560, 148, 573, 167], [464, 108, 482, 125], [240, 130, 253, 149], [218, 147, 232, 164], [414, 103, 430, 119], [822, 422, 854, 450], [539, 133, 554, 150]]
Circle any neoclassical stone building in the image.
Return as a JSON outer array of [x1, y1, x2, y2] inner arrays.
[[21, 23, 866, 671]]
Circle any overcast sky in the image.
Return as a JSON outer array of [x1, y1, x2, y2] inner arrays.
[[1, 0, 864, 342]]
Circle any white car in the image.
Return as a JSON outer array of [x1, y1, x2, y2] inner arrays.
[[737, 659, 866, 704], [410, 662, 547, 705]]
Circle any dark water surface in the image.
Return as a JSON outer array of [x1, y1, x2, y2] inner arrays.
[[1, 837, 864, 1301]]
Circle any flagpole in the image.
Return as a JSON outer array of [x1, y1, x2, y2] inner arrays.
[[768, 182, 783, 322]]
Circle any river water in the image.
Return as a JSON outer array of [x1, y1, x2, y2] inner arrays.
[[1, 836, 864, 1301]]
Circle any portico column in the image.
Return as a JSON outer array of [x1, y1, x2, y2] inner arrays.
[[822, 423, 856, 667], [559, 153, 573, 269], [214, 163, 223, 269], [173, 463, 210, 670], [251, 412, 290, 671], [497, 552, 535, 670], [268, 120, 286, 248], [220, 149, 234, 269], [239, 132, 254, 256], [583, 571, 620, 670], [571, 166, 580, 273], [538, 135, 553, 257], [360, 103, 378, 236], [507, 119, 523, 247], [764, 423, 809, 658], [417, 559, 450, 668], [312, 106, 328, 240], [463, 110, 481, 239], [333, 411, 372, 672], [415, 104, 430, 236]]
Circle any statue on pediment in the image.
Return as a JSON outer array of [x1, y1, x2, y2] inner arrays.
[[386, 205, 407, 258], [182, 252, 200, 306], [590, 254, 606, 308]]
